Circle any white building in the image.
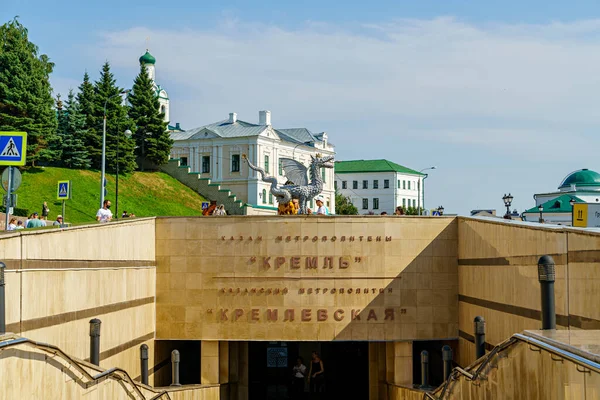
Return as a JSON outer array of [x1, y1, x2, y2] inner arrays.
[[138, 50, 170, 123], [334, 159, 426, 214], [170, 111, 336, 213], [522, 168, 600, 225]]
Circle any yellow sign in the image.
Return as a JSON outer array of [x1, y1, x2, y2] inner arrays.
[[573, 203, 588, 227]]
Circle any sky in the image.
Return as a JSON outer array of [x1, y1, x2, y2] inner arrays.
[[5, 1, 600, 215]]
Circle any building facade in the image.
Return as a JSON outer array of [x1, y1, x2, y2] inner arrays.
[[335, 159, 425, 214], [138, 50, 170, 123], [170, 111, 336, 213], [522, 168, 600, 225]]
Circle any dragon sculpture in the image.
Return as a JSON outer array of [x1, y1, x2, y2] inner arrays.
[[243, 153, 334, 214]]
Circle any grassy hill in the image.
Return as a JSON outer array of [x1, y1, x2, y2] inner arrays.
[[10, 167, 207, 224]]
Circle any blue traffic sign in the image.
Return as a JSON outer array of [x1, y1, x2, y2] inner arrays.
[[0, 132, 27, 166], [57, 180, 71, 200]]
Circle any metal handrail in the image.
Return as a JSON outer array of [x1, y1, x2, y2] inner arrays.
[[0, 336, 171, 400]]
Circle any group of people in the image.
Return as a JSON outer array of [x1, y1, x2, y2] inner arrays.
[[277, 196, 330, 216], [290, 352, 325, 398], [6, 201, 65, 230]]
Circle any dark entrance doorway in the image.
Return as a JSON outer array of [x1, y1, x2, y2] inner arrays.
[[249, 341, 369, 400]]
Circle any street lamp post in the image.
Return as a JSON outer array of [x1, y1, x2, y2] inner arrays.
[[116, 129, 132, 220], [570, 198, 576, 226], [417, 166, 436, 216], [502, 193, 514, 218], [100, 89, 130, 209], [538, 204, 544, 223]]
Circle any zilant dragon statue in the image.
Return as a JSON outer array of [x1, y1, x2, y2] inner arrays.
[[243, 153, 334, 214]]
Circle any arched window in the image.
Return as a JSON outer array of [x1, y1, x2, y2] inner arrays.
[[269, 193, 273, 204], [262, 189, 267, 204], [161, 105, 166, 114]]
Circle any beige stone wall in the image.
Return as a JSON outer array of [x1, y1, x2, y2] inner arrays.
[[155, 216, 458, 342], [0, 219, 158, 384], [457, 217, 600, 367]]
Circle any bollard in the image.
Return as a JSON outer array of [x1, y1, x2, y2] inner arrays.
[[140, 344, 149, 385], [420, 350, 430, 389], [538, 255, 556, 330], [171, 350, 181, 386], [442, 345, 453, 381], [0, 262, 5, 335], [474, 316, 486, 360], [89, 318, 102, 366]]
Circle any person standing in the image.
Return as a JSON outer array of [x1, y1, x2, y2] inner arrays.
[[314, 197, 329, 215], [53, 215, 64, 226], [7, 218, 17, 231], [96, 200, 113, 223], [27, 213, 45, 228], [41, 201, 50, 220], [308, 351, 325, 395], [292, 357, 307, 398]]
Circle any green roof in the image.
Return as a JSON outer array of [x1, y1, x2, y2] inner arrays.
[[335, 159, 424, 175], [524, 194, 584, 214], [139, 50, 156, 65], [559, 169, 600, 189]]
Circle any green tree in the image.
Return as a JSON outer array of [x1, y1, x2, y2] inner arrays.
[[91, 62, 135, 173], [76, 72, 96, 151], [45, 94, 66, 165], [0, 18, 57, 165], [335, 191, 358, 215], [62, 90, 91, 169], [128, 64, 172, 169]]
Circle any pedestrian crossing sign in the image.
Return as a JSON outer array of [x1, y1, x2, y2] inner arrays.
[[0, 132, 27, 166], [57, 180, 71, 200]]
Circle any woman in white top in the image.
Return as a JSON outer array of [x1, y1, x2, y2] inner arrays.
[[292, 357, 307, 397], [7, 217, 17, 231]]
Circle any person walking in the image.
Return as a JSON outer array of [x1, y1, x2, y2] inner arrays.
[[41, 201, 50, 220], [96, 200, 113, 223], [27, 213, 45, 228]]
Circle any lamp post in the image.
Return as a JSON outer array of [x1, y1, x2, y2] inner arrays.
[[417, 166, 436, 216], [100, 89, 130, 209], [570, 198, 576, 226], [438, 205, 444, 216], [116, 129, 132, 220], [538, 204, 544, 223], [502, 193, 514, 218]]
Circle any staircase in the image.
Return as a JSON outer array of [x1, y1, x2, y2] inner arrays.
[[160, 158, 246, 215]]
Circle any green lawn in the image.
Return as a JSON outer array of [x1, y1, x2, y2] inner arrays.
[[11, 167, 207, 224]]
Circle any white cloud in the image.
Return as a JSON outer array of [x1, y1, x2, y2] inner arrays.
[[86, 17, 600, 214]]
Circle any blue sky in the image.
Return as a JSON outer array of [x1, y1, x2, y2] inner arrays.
[[5, 1, 600, 215]]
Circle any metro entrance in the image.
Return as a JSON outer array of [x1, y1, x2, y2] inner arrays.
[[249, 341, 369, 400]]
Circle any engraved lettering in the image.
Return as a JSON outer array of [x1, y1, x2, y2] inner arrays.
[[234, 309, 244, 321], [313, 236, 318, 242], [322, 236, 328, 242], [341, 236, 346, 242], [286, 236, 291, 242], [302, 309, 312, 321], [347, 288, 352, 294], [276, 236, 283, 241], [367, 309, 378, 321], [290, 257, 301, 269], [367, 236, 373, 242], [284, 309, 295, 321], [317, 309, 328, 321], [275, 257, 285, 269], [306, 257, 318, 269], [352, 310, 361, 320], [356, 289, 361, 294], [385, 309, 395, 321], [262, 257, 271, 269], [386, 236, 392, 242], [315, 288, 320, 294], [323, 256, 333, 269], [221, 236, 226, 241], [295, 236, 301, 241], [257, 236, 263, 241], [379, 288, 385, 294], [334, 309, 344, 321], [304, 236, 309, 241], [371, 288, 377, 294], [307, 288, 313, 294], [299, 288, 305, 294], [323, 288, 328, 294], [349, 236, 355, 242], [388, 288, 393, 293], [339, 257, 350, 269], [267, 309, 278, 321], [220, 309, 228, 321], [359, 236, 364, 241], [331, 288, 336, 294], [339, 288, 345, 294], [331, 236, 337, 242], [230, 236, 235, 241], [251, 309, 259, 321], [282, 288, 289, 294]]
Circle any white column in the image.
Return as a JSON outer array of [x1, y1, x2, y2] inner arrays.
[[218, 145, 223, 180], [248, 144, 254, 179], [212, 146, 218, 180]]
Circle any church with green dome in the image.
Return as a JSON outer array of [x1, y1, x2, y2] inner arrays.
[[139, 50, 169, 123], [522, 168, 600, 225]]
